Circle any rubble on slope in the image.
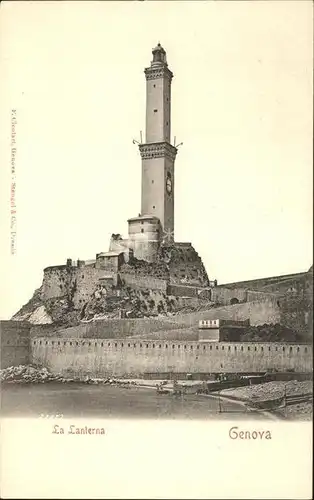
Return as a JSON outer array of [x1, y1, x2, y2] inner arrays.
[[219, 380, 313, 401], [283, 402, 313, 421], [219, 380, 313, 420], [1, 365, 61, 383]]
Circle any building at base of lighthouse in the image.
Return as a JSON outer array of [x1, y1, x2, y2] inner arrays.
[[127, 215, 161, 263]]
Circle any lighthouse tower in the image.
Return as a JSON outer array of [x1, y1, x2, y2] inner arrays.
[[128, 43, 178, 262]]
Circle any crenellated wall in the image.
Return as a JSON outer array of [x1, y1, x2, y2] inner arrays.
[[30, 338, 313, 377], [2, 319, 312, 377]]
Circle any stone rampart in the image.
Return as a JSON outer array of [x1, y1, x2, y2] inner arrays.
[[169, 299, 281, 327], [30, 338, 313, 377], [119, 273, 167, 291], [42, 265, 110, 308], [212, 287, 248, 305], [30, 317, 183, 339], [167, 284, 212, 299]]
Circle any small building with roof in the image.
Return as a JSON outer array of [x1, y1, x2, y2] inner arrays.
[[95, 250, 125, 273]]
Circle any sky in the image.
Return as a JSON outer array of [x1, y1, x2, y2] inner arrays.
[[0, 0, 312, 320]]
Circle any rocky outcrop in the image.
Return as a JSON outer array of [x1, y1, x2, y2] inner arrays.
[[159, 243, 209, 286], [12, 286, 81, 327], [11, 287, 44, 322]]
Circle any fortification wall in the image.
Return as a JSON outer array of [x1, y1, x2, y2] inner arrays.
[[30, 299, 281, 339], [30, 317, 183, 339], [212, 287, 248, 305], [128, 326, 199, 341], [74, 266, 105, 308], [42, 266, 71, 300], [119, 273, 167, 292], [211, 287, 281, 306], [247, 290, 282, 303], [30, 338, 312, 377], [259, 276, 309, 295], [170, 300, 281, 327], [41, 265, 108, 309], [221, 272, 307, 291], [3, 318, 312, 377], [167, 284, 212, 299], [0, 321, 30, 369]]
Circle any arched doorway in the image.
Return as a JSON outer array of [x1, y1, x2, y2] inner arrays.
[[230, 297, 239, 305]]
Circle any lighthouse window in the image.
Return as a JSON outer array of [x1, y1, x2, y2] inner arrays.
[[154, 109, 158, 113], [152, 180, 154, 184], [141, 229, 144, 233], [153, 205, 155, 209], [153, 84, 156, 88]]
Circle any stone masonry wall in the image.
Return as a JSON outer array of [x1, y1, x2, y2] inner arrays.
[[212, 287, 248, 305], [170, 300, 281, 328], [221, 272, 308, 291], [119, 273, 168, 292], [31, 338, 312, 377], [167, 284, 212, 299], [0, 321, 30, 369], [30, 317, 183, 339], [42, 265, 109, 309], [211, 287, 282, 306]]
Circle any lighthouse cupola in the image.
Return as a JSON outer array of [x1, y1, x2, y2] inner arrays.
[[151, 42, 167, 66]]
